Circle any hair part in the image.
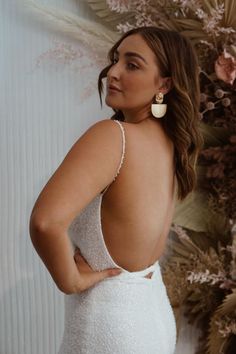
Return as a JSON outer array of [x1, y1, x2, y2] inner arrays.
[[98, 26, 204, 201]]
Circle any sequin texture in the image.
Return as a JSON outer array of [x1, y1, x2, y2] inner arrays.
[[58, 120, 177, 354]]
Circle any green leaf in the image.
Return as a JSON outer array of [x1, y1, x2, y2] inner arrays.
[[173, 191, 209, 232], [199, 122, 231, 147]]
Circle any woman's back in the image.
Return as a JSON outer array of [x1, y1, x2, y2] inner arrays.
[[101, 118, 176, 271]]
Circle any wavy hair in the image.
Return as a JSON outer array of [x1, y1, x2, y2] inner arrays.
[[98, 26, 204, 201]]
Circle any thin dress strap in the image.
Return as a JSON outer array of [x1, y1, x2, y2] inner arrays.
[[102, 120, 126, 195]]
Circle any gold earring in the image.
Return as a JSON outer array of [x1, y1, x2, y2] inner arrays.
[[151, 92, 167, 118]]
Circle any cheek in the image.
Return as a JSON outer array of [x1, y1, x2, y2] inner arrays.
[[123, 75, 143, 91], [126, 79, 155, 102], [125, 73, 156, 94]]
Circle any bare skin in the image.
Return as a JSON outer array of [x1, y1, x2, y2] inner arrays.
[[99, 119, 176, 272], [73, 119, 176, 282], [29, 33, 176, 293]]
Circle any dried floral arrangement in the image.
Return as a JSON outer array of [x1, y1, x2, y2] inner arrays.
[[97, 0, 236, 218], [85, 1, 236, 352], [91, 1, 236, 352], [24, 0, 236, 352], [162, 221, 236, 353]]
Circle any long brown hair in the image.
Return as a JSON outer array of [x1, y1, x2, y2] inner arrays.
[[98, 26, 204, 201]]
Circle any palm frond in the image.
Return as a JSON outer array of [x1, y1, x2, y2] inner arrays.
[[199, 122, 231, 147], [202, 0, 221, 15], [23, 0, 119, 51], [207, 289, 236, 354], [215, 289, 236, 314], [180, 30, 209, 41], [174, 19, 204, 31], [87, 0, 134, 30], [173, 191, 209, 232], [224, 0, 236, 27]]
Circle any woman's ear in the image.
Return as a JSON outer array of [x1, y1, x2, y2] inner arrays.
[[159, 77, 172, 94]]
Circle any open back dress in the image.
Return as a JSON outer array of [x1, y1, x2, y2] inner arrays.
[[58, 119, 177, 354]]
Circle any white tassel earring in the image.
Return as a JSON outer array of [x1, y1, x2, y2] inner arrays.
[[151, 92, 167, 118]]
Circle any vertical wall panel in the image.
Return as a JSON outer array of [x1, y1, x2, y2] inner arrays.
[[1, 1, 111, 353]]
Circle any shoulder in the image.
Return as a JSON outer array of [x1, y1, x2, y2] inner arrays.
[[70, 119, 128, 160], [81, 118, 128, 145], [86, 118, 127, 133]]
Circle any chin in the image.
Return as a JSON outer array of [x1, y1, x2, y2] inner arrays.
[[105, 97, 122, 110]]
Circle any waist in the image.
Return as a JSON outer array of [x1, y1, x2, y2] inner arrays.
[[105, 259, 161, 284]]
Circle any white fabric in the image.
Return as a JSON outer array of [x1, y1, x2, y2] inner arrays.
[[58, 120, 177, 353]]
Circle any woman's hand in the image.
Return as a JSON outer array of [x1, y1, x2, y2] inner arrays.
[[73, 247, 123, 293]]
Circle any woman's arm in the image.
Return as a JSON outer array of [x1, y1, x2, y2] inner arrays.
[[29, 119, 123, 293], [29, 220, 81, 294]]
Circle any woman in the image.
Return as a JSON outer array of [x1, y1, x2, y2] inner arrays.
[[29, 26, 203, 354]]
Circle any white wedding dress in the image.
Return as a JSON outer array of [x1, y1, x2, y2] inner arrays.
[[58, 120, 177, 354]]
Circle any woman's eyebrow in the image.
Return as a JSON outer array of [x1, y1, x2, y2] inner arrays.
[[114, 49, 148, 64]]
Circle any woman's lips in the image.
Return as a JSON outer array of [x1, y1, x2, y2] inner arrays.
[[107, 84, 122, 92], [107, 87, 122, 94], [107, 88, 121, 93]]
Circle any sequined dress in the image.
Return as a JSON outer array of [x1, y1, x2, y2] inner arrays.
[[58, 120, 177, 354]]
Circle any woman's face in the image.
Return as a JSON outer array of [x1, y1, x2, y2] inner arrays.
[[105, 34, 163, 118]]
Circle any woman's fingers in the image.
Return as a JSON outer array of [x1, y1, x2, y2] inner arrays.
[[73, 247, 123, 292], [74, 248, 88, 264], [88, 268, 123, 288], [74, 252, 91, 272]]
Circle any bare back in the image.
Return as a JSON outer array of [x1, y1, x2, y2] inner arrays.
[[100, 118, 176, 272]]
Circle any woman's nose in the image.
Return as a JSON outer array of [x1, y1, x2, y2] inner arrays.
[[107, 63, 120, 80]]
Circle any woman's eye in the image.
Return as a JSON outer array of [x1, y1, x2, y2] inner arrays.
[[127, 63, 138, 70], [110, 58, 138, 70]]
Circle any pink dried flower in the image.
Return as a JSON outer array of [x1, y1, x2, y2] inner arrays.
[[215, 49, 236, 85], [172, 0, 201, 12], [135, 0, 151, 12], [202, 4, 225, 35], [221, 98, 231, 107], [218, 27, 236, 35], [198, 112, 204, 120], [199, 40, 214, 50], [195, 8, 207, 20], [206, 101, 215, 110], [200, 93, 207, 102], [116, 22, 136, 33], [107, 0, 130, 13], [170, 224, 190, 241], [214, 89, 224, 99], [215, 317, 236, 337], [36, 40, 84, 68], [187, 269, 226, 285]]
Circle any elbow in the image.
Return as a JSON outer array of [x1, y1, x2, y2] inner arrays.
[[29, 210, 66, 239], [59, 288, 76, 295], [57, 283, 81, 295], [29, 212, 49, 243]]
